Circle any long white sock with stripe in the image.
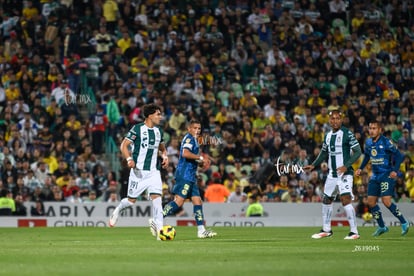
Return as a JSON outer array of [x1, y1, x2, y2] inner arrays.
[[152, 196, 163, 230], [344, 203, 358, 234], [322, 203, 333, 232]]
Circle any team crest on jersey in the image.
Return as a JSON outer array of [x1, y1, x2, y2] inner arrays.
[[337, 136, 341, 143], [371, 148, 377, 156], [131, 135, 136, 140], [185, 138, 191, 143]]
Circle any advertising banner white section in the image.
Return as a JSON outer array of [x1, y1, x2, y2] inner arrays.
[[0, 202, 413, 228]]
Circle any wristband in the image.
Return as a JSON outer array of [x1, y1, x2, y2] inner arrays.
[[126, 157, 133, 162]]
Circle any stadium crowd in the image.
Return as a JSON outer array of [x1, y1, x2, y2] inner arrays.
[[1, 0, 414, 216]]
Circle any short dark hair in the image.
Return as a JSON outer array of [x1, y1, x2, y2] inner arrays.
[[328, 109, 343, 117], [143, 104, 161, 118], [369, 120, 383, 129], [188, 119, 201, 126]]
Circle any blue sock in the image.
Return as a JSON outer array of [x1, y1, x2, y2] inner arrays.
[[370, 205, 385, 227], [193, 205, 204, 226], [387, 203, 407, 224], [163, 201, 179, 217]]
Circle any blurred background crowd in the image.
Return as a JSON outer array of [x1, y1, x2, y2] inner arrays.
[[1, 0, 414, 217]]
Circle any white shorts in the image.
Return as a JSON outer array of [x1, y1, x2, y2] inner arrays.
[[323, 174, 354, 198], [127, 168, 162, 198]]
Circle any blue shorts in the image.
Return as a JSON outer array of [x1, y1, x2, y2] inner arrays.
[[367, 175, 395, 197], [172, 178, 200, 199]]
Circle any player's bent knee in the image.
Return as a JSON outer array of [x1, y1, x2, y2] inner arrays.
[[174, 195, 185, 206], [382, 197, 392, 207], [340, 193, 352, 205], [322, 195, 333, 204]]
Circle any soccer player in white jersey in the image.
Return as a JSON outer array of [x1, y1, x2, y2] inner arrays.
[[304, 110, 362, 240], [109, 104, 169, 240]]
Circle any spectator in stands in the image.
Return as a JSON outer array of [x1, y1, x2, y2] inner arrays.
[[12, 193, 27, 216], [106, 191, 119, 203], [84, 190, 99, 203], [51, 79, 73, 106], [398, 129, 413, 152], [227, 184, 247, 203], [0, 189, 15, 216], [75, 169, 93, 198], [66, 189, 83, 203], [31, 199, 45, 216], [89, 104, 108, 155], [204, 172, 230, 203], [223, 172, 240, 193], [103, 181, 119, 202], [245, 194, 264, 217]]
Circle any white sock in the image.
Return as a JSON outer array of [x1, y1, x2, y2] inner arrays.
[[117, 198, 133, 211], [151, 196, 163, 230], [322, 204, 333, 232], [197, 225, 205, 233], [344, 203, 358, 234]]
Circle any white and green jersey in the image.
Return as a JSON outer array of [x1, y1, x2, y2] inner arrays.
[[125, 123, 164, 171], [319, 126, 360, 177]]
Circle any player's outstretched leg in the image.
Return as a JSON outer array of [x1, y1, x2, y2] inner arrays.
[[194, 205, 217, 238], [109, 198, 133, 227], [109, 207, 120, 227], [386, 203, 409, 236], [370, 205, 389, 236]]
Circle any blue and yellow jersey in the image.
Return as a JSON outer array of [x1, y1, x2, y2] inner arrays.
[[361, 135, 404, 177], [175, 133, 199, 183]]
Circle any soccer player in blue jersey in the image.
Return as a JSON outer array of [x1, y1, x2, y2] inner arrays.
[[304, 110, 362, 240], [109, 104, 169, 239], [355, 120, 409, 236], [159, 119, 217, 238]]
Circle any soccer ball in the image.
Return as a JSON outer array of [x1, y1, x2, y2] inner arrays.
[[362, 212, 373, 222], [159, 225, 176, 241]]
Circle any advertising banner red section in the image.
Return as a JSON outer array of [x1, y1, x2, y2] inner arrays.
[[176, 220, 197, 226], [18, 219, 47, 227], [331, 220, 350, 226]]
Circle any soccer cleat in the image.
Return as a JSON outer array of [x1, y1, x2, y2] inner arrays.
[[401, 222, 410, 236], [372, 226, 389, 237], [149, 219, 156, 236], [109, 207, 120, 227], [198, 229, 217, 239], [344, 232, 360, 240], [149, 219, 161, 240], [311, 229, 333, 239]]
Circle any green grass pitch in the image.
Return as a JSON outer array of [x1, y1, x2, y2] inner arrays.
[[1, 226, 413, 276]]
